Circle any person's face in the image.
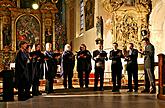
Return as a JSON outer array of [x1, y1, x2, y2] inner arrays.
[[80, 45, 85, 51], [49, 43, 52, 51], [36, 45, 41, 51], [98, 44, 103, 50], [27, 46, 31, 53], [128, 44, 133, 50], [22, 43, 27, 50], [67, 46, 71, 51], [113, 44, 118, 50], [143, 41, 147, 46]]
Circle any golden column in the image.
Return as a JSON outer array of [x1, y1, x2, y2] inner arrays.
[[11, 16, 16, 51], [42, 14, 45, 49], [52, 13, 56, 50], [0, 16, 2, 50]]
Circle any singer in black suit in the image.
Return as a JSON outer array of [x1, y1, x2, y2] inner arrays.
[[93, 44, 108, 91], [109, 42, 124, 92], [125, 43, 138, 92], [77, 44, 92, 88]]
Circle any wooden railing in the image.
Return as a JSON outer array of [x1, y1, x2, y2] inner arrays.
[[157, 54, 165, 100]]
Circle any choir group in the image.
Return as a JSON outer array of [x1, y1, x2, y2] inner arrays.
[[14, 37, 156, 101]]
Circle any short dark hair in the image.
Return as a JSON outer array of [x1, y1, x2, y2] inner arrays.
[[129, 43, 134, 47], [113, 42, 118, 46], [19, 41, 27, 48], [142, 37, 150, 42]]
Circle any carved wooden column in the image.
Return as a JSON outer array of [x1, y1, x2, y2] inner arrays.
[[0, 16, 2, 50], [42, 13, 45, 49], [157, 54, 165, 100], [52, 13, 56, 50], [11, 16, 15, 51], [17, 0, 20, 7]]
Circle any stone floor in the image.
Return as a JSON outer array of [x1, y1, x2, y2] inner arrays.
[[0, 88, 165, 108]]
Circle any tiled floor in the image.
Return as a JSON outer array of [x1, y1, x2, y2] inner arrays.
[[0, 89, 165, 108]]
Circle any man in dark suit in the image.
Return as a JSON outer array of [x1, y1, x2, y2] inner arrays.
[[109, 42, 124, 92], [77, 44, 92, 88], [140, 37, 156, 94], [125, 43, 138, 92], [93, 44, 108, 91]]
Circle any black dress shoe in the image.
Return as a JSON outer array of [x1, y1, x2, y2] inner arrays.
[[33, 93, 38, 96], [150, 89, 156, 94], [141, 89, 150, 93], [85, 85, 89, 88], [38, 92, 42, 95], [134, 90, 138, 93], [94, 87, 98, 91], [99, 88, 104, 91], [112, 89, 116, 92], [127, 90, 133, 92], [69, 86, 74, 89]]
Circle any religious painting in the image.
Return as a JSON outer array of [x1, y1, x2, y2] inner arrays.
[[16, 15, 40, 49], [85, 0, 95, 31]]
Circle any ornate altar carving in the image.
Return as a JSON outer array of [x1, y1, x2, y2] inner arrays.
[[0, 0, 59, 70], [0, 0, 58, 51], [115, 14, 139, 48], [102, 0, 151, 51]]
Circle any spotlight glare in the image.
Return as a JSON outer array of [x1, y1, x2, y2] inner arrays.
[[32, 3, 39, 10]]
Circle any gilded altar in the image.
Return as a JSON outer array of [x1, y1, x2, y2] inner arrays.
[[102, 0, 152, 50], [0, 0, 58, 51], [0, 0, 58, 71]]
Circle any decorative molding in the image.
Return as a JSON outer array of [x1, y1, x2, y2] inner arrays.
[[0, 0, 16, 8], [102, 0, 151, 13], [40, 2, 58, 13], [102, 0, 124, 13], [65, 0, 74, 9]]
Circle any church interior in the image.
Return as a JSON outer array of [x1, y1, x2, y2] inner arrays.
[[0, 0, 165, 107]]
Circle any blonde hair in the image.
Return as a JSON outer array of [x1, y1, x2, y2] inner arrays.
[[64, 44, 71, 51], [31, 44, 36, 52], [46, 43, 52, 51]]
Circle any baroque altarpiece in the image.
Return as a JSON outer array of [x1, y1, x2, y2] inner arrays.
[[0, 0, 66, 70], [102, 0, 151, 50]]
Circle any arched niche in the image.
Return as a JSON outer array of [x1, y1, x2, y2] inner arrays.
[[149, 0, 165, 55], [15, 14, 41, 50]]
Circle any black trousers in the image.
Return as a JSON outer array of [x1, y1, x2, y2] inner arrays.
[[78, 71, 90, 88], [63, 71, 73, 89], [45, 78, 54, 93], [127, 65, 138, 91], [94, 67, 104, 89], [18, 77, 31, 100], [32, 77, 40, 95], [111, 65, 122, 90], [144, 67, 156, 90]]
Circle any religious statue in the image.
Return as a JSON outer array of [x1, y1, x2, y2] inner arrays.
[[45, 28, 53, 43], [95, 16, 104, 45], [3, 26, 11, 46], [2, 45, 12, 70], [96, 16, 103, 39], [125, 0, 135, 6]]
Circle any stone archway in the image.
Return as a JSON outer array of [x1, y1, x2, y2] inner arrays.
[[149, 0, 165, 55]]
